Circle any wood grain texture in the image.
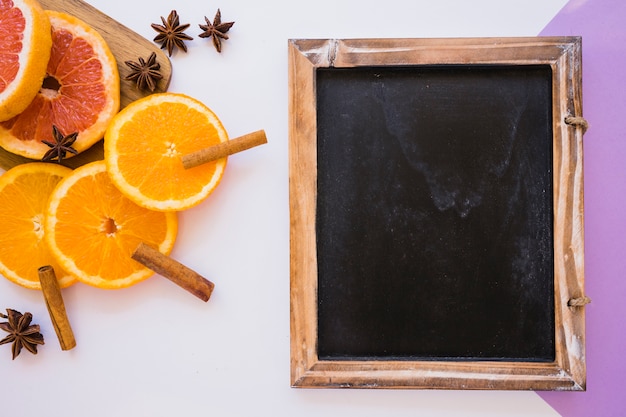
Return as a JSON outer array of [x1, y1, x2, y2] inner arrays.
[[0, 0, 172, 170], [288, 37, 586, 390]]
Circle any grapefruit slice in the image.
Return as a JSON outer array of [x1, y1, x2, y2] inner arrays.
[[0, 10, 120, 160], [0, 0, 52, 122]]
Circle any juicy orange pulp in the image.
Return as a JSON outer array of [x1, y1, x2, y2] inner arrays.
[[0, 162, 75, 289], [105, 93, 229, 211], [44, 161, 177, 289]]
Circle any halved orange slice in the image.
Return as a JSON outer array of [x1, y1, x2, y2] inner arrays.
[[0, 0, 52, 122], [0, 10, 120, 160], [104, 93, 228, 211], [44, 161, 177, 289], [0, 162, 75, 289]]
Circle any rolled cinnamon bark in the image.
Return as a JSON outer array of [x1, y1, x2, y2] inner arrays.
[[131, 242, 215, 302], [181, 129, 267, 169], [38, 265, 76, 351]]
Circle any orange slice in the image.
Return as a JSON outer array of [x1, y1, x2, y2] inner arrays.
[[0, 0, 52, 122], [0, 10, 120, 160], [0, 162, 75, 289], [44, 160, 177, 289], [104, 92, 228, 211]]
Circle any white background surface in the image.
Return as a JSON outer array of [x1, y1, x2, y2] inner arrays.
[[1, 1, 569, 416]]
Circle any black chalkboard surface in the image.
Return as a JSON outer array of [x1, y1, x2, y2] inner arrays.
[[289, 37, 586, 390], [316, 65, 555, 361]]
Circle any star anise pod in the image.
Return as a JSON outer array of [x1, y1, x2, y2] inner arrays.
[[198, 9, 235, 53], [0, 309, 44, 360], [151, 10, 193, 56], [41, 125, 78, 163], [124, 52, 163, 92]]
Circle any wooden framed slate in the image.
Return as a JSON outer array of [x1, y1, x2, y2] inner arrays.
[[288, 37, 586, 390]]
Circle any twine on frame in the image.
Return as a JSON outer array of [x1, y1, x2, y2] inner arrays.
[[565, 116, 589, 134]]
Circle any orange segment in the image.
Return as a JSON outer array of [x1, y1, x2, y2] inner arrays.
[[104, 93, 228, 211], [0, 162, 75, 289], [0, 0, 52, 122], [44, 161, 177, 289], [0, 10, 120, 160]]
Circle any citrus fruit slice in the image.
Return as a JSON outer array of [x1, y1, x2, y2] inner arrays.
[[44, 161, 177, 289], [0, 0, 52, 122], [104, 92, 228, 211], [0, 10, 120, 160], [0, 162, 75, 289]]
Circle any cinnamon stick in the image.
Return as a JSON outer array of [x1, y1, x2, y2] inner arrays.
[[181, 129, 267, 169], [38, 265, 76, 351], [131, 242, 214, 302]]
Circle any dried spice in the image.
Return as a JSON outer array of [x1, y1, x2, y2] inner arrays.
[[198, 9, 234, 53], [124, 52, 163, 92], [41, 125, 78, 163], [151, 10, 193, 56], [0, 308, 45, 360]]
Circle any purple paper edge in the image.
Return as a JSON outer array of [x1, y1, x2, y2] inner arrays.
[[537, 0, 626, 416]]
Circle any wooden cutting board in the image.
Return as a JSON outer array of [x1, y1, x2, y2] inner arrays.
[[0, 0, 172, 170]]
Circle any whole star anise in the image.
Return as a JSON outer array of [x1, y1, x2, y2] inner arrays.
[[0, 309, 44, 360], [124, 52, 163, 92], [151, 10, 193, 56], [198, 9, 235, 53], [41, 125, 78, 163]]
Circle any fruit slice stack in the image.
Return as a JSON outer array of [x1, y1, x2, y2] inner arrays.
[[0, 0, 234, 291], [0, 3, 120, 161]]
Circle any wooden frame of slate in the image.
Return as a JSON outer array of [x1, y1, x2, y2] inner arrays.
[[288, 37, 586, 390]]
